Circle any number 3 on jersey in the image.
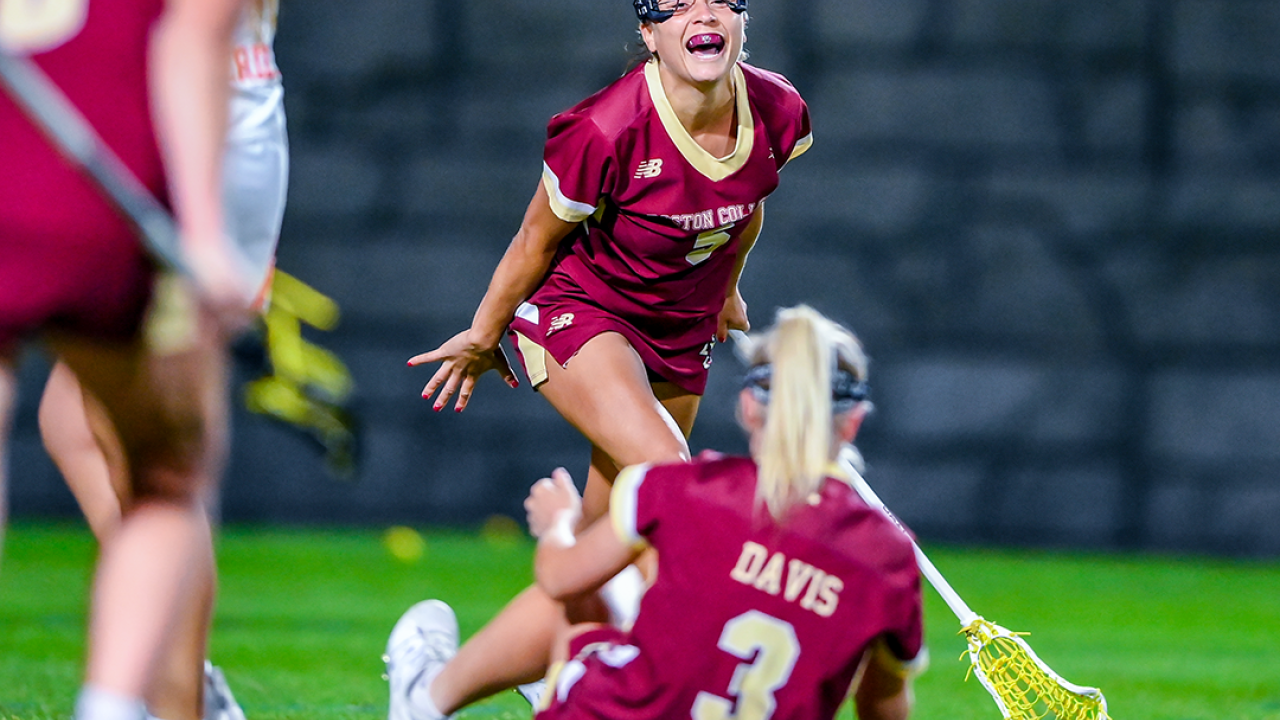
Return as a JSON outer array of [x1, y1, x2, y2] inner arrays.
[[0, 0, 89, 53], [692, 611, 801, 720]]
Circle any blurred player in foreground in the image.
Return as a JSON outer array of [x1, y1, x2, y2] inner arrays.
[[402, 0, 811, 708], [30, 2, 286, 718], [0, 0, 252, 718], [389, 306, 926, 720]]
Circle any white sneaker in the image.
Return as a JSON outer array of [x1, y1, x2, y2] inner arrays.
[[203, 662, 246, 720], [515, 679, 546, 710], [383, 599, 459, 720]]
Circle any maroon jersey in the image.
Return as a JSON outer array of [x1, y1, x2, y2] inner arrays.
[[539, 453, 924, 720], [510, 60, 811, 395], [0, 0, 164, 353]]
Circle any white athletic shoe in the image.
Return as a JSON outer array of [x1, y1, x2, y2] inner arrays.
[[383, 599, 459, 720], [203, 662, 247, 720], [515, 679, 546, 710]]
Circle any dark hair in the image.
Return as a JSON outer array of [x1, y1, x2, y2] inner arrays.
[[624, 39, 654, 72]]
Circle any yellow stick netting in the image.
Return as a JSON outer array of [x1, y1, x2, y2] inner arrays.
[[962, 619, 1111, 720]]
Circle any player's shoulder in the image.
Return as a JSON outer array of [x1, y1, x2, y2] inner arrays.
[[828, 482, 919, 578], [548, 64, 649, 143], [740, 61, 806, 110]]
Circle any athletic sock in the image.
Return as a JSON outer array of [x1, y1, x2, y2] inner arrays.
[[407, 665, 448, 720], [74, 686, 146, 720]]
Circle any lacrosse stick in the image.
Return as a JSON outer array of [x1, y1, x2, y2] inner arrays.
[[0, 51, 188, 274], [836, 448, 1112, 720]]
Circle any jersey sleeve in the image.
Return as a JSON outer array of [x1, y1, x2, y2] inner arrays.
[[786, 103, 813, 165], [883, 557, 926, 669], [747, 65, 813, 170], [542, 110, 617, 223]]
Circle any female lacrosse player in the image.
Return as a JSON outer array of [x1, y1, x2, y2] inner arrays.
[[397, 0, 811, 708], [395, 306, 926, 720], [0, 0, 251, 718], [31, 2, 286, 718]]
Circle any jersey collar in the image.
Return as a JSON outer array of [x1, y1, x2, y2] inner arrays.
[[645, 60, 754, 182]]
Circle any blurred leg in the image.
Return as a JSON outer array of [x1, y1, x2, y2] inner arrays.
[[145, 515, 214, 720], [49, 305, 227, 702], [41, 358, 218, 720], [38, 362, 127, 541]]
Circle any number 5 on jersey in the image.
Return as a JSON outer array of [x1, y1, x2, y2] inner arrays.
[[686, 225, 732, 266]]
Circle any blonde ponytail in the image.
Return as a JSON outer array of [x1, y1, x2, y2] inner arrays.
[[745, 305, 868, 519]]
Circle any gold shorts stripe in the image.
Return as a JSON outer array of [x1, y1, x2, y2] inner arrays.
[[513, 330, 549, 388]]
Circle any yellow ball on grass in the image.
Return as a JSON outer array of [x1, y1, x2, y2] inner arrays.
[[382, 525, 426, 564]]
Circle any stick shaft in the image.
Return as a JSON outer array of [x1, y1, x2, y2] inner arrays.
[[839, 453, 979, 626]]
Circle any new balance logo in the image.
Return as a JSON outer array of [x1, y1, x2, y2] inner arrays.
[[634, 159, 663, 179], [547, 313, 575, 334]]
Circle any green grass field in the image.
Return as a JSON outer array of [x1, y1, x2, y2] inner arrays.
[[2, 521, 1278, 720]]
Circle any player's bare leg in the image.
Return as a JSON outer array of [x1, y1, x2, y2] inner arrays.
[[538, 332, 692, 476], [422, 333, 701, 714], [145, 517, 215, 720], [38, 362, 128, 540], [40, 359, 219, 720], [49, 306, 227, 703]]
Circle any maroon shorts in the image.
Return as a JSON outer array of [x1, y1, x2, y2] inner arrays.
[[0, 230, 154, 357], [507, 275, 718, 396], [536, 626, 640, 720]]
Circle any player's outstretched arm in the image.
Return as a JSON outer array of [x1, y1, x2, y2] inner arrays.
[[525, 468, 638, 600], [408, 182, 576, 411]]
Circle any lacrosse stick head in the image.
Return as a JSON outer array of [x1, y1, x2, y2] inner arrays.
[[962, 618, 1111, 720]]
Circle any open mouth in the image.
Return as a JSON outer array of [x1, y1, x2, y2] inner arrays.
[[685, 33, 726, 57]]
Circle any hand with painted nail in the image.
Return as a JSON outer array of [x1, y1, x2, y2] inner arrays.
[[408, 328, 519, 412]]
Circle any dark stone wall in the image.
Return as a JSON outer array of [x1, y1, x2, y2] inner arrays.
[[9, 0, 1280, 556]]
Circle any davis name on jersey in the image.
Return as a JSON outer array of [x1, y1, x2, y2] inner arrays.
[[730, 540, 844, 617]]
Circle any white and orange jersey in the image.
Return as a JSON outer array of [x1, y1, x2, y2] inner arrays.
[[228, 0, 284, 142], [223, 0, 287, 305]]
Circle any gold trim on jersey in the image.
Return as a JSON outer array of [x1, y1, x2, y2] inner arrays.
[[542, 162, 599, 223], [645, 60, 754, 182], [789, 132, 813, 163]]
